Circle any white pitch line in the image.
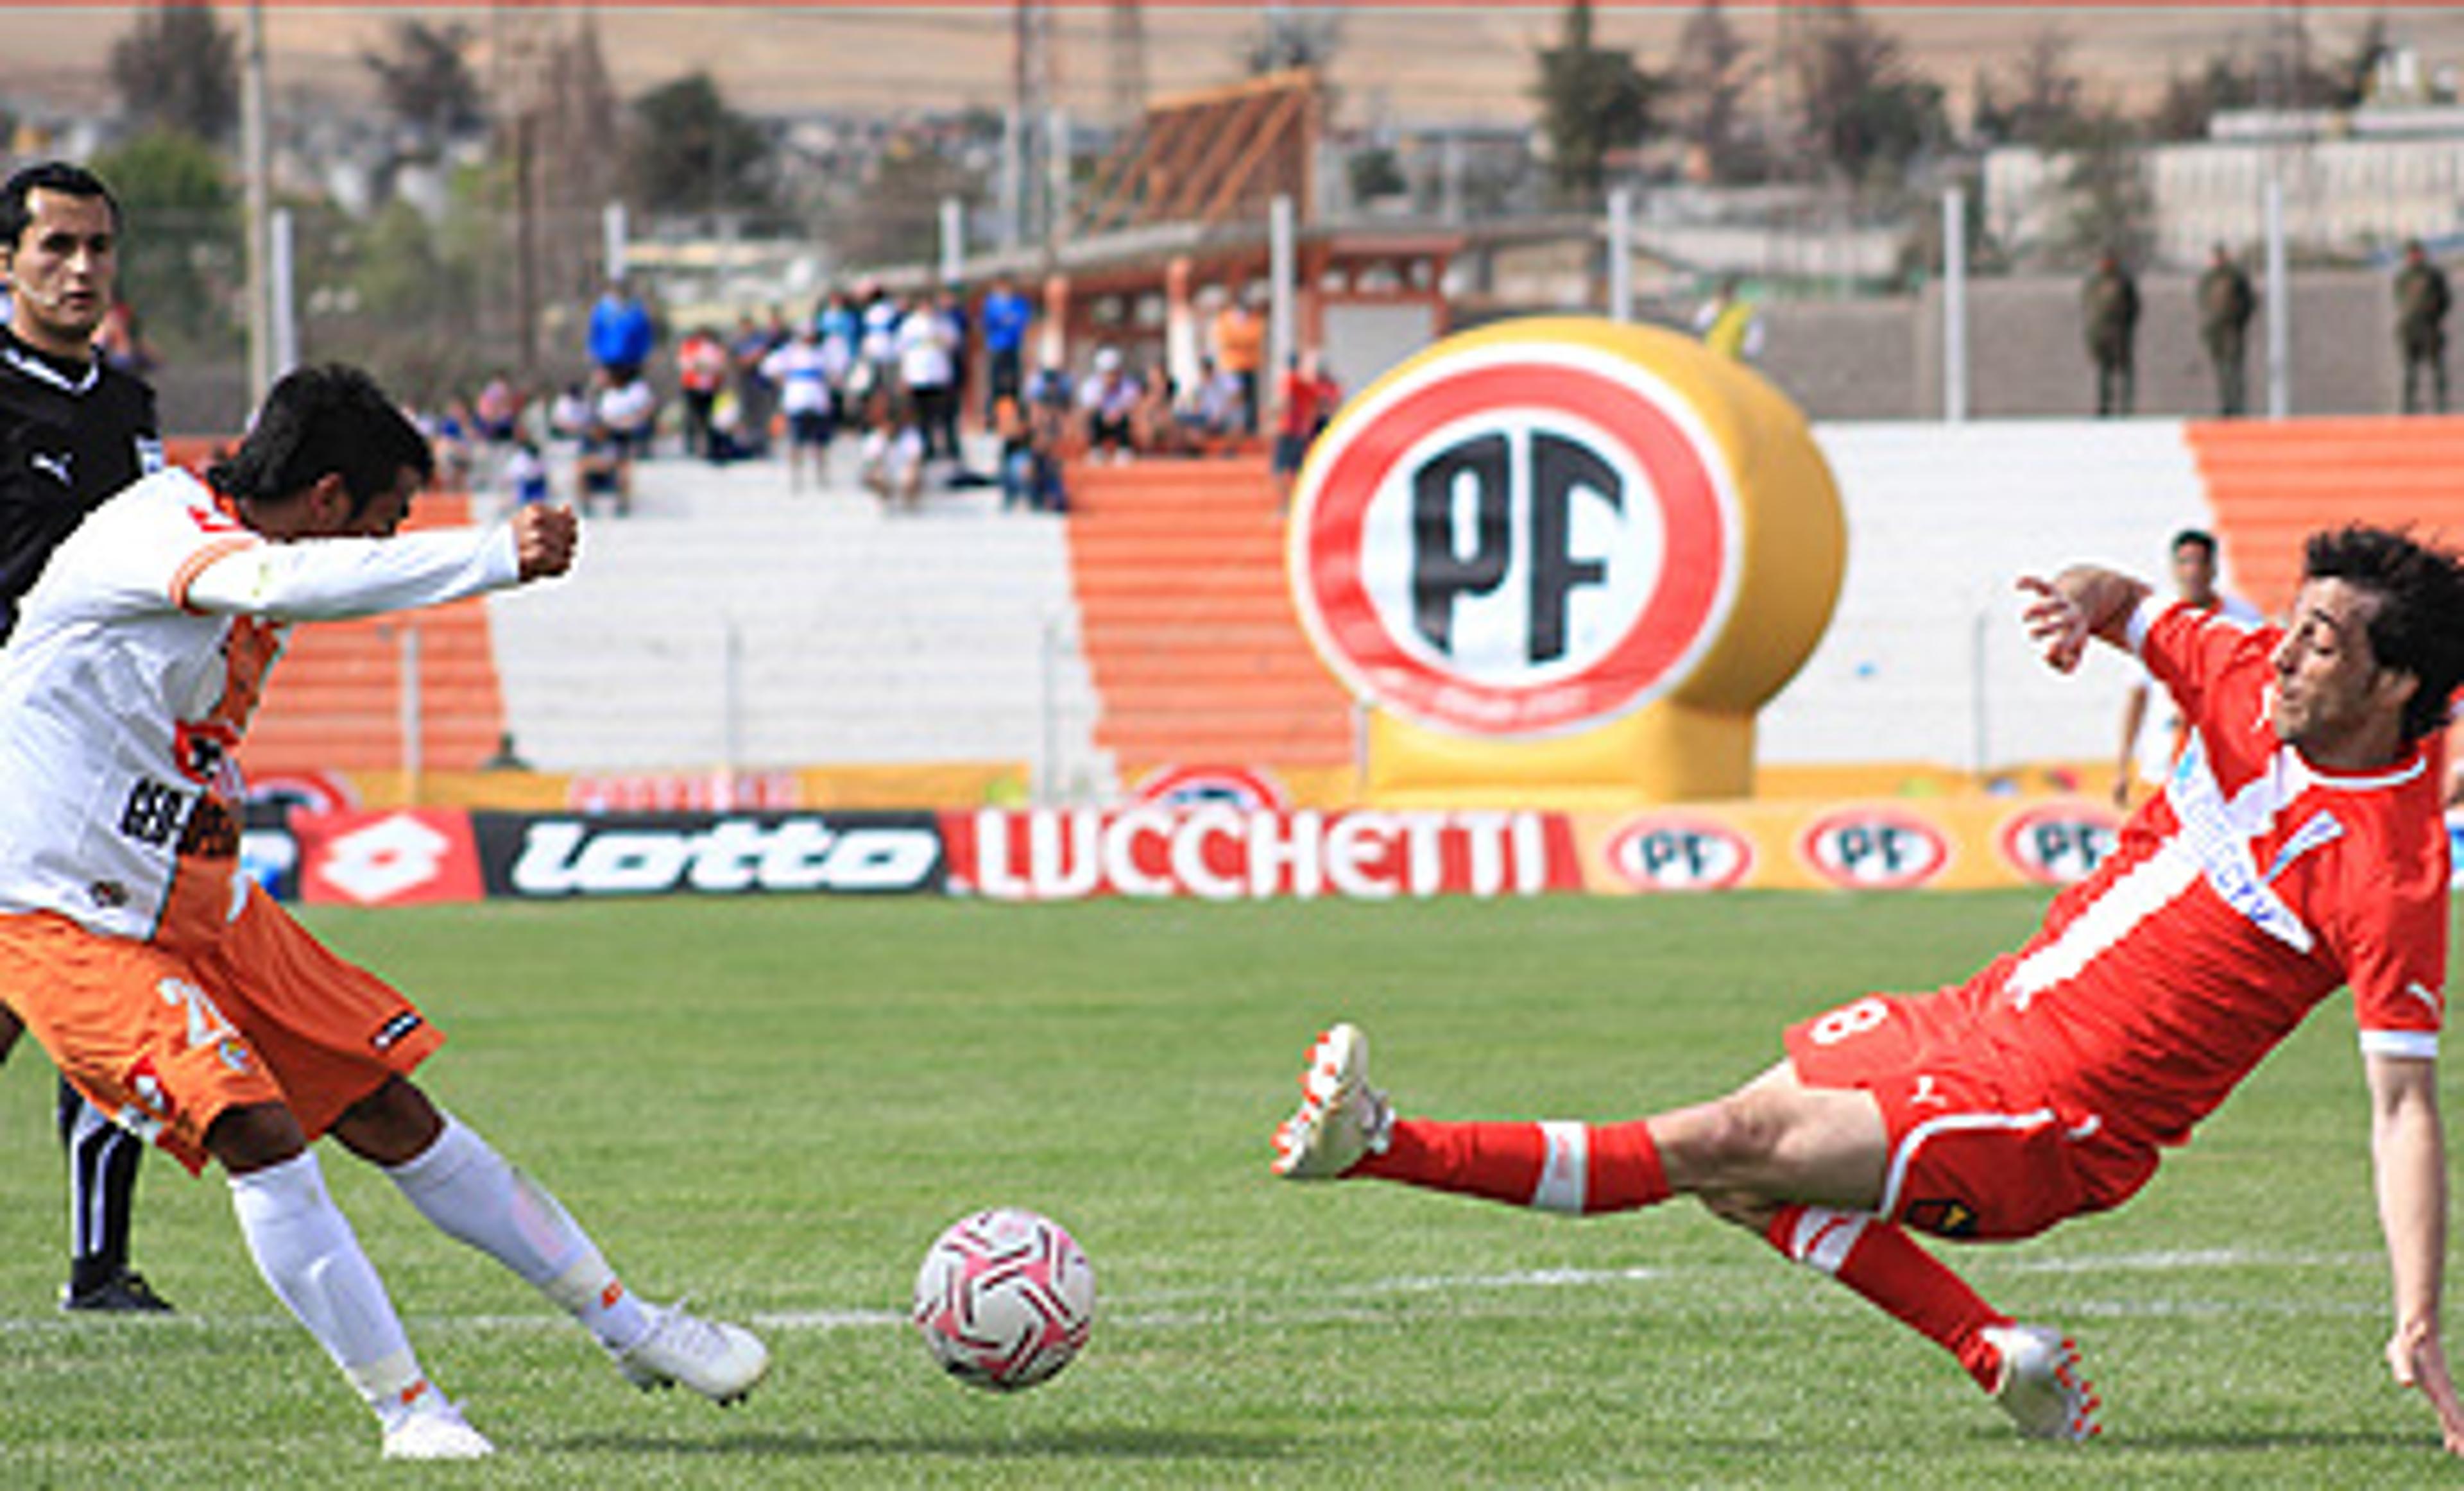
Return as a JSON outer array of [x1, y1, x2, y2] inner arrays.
[[0, 1248, 2384, 1338]]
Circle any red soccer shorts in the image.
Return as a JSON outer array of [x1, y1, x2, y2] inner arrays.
[[1783, 980, 2158, 1241], [0, 883, 444, 1175]]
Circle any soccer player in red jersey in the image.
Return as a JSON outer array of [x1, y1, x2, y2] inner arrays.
[[1274, 525, 2464, 1452]]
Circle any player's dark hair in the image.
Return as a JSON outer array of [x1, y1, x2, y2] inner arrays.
[[1, 162, 120, 251], [209, 364, 433, 518], [2171, 529, 2217, 559], [2302, 525, 2464, 744]]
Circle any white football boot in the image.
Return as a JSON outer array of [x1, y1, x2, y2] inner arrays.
[[380, 1394, 495, 1460], [612, 1299, 771, 1405], [1983, 1322, 2101, 1442], [1271, 1023, 1394, 1179]]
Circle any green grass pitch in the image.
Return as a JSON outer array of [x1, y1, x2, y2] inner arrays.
[[3, 891, 2458, 1487]]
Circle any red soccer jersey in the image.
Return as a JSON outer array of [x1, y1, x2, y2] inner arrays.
[[1974, 597, 2450, 1149]]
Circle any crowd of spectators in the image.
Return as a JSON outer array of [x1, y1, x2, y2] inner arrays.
[[402, 274, 1340, 521]]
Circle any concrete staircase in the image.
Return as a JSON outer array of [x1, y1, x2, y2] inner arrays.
[[1065, 457, 1355, 771], [481, 451, 1104, 780]]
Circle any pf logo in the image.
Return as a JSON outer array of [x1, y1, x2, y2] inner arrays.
[[1291, 334, 1740, 737], [1999, 804, 2122, 887], [1605, 814, 1755, 892], [1799, 810, 1949, 891]]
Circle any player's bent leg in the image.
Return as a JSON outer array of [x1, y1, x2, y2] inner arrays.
[[1649, 1061, 1890, 1211], [361, 1088, 770, 1406], [207, 1101, 488, 1458]]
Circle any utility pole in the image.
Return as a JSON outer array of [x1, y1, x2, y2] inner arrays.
[[242, 0, 273, 405]]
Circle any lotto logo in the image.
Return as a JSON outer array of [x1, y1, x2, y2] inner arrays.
[[1798, 810, 1949, 890], [1291, 334, 1739, 737], [1998, 805, 2121, 887], [296, 810, 485, 907], [1604, 815, 1754, 892]]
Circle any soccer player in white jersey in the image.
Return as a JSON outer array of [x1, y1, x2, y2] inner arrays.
[[0, 365, 768, 1459], [1275, 525, 2464, 1454]]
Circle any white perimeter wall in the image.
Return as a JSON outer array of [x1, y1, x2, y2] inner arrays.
[[1759, 420, 2220, 772]]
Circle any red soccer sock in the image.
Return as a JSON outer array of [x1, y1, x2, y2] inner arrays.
[[1355, 1118, 1671, 1214], [1764, 1203, 2010, 1391]]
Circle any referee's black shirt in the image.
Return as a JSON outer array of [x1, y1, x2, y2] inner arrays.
[[0, 325, 159, 640]]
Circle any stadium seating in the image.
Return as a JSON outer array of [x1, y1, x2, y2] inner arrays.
[[2186, 414, 2464, 614], [1065, 457, 1356, 771], [477, 458, 1104, 781], [239, 494, 507, 777]]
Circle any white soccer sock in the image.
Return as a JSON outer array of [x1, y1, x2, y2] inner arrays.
[[384, 1113, 649, 1351], [228, 1151, 432, 1422]]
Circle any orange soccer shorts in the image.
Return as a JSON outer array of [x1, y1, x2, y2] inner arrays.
[[0, 883, 445, 1174]]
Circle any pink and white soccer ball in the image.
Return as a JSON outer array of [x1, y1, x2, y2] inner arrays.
[[912, 1207, 1095, 1391]]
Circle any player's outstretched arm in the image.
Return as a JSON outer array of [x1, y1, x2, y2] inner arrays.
[[184, 507, 577, 622], [2017, 566, 2150, 674], [2366, 1052, 2464, 1454]]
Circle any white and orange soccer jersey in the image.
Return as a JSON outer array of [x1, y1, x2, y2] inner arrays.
[[0, 466, 519, 949], [1981, 595, 2451, 1150]]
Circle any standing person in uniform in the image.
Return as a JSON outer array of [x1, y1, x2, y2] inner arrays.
[[0, 365, 768, 1459], [1692, 276, 1765, 362], [2083, 251, 2140, 417], [1274, 525, 2464, 1454], [2196, 244, 2257, 417], [0, 161, 173, 1313], [2397, 240, 2451, 415]]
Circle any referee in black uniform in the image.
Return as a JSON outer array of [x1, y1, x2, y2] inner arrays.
[[0, 162, 171, 1312]]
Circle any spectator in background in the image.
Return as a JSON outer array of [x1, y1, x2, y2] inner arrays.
[[730, 312, 780, 460], [1177, 354, 1239, 446], [2196, 244, 2257, 418], [1078, 346, 1142, 464], [858, 283, 902, 399], [980, 275, 1034, 415], [474, 372, 521, 443], [548, 382, 592, 444], [576, 418, 629, 516], [817, 290, 861, 366], [1692, 277, 1764, 361], [587, 276, 656, 384], [897, 293, 959, 459], [1272, 349, 1342, 507], [675, 326, 728, 460], [2397, 239, 2451, 414], [595, 368, 656, 459], [860, 395, 927, 511], [501, 436, 550, 509], [1135, 361, 1185, 457], [1211, 291, 1264, 436], [2082, 251, 2140, 418], [762, 323, 839, 493], [994, 393, 1065, 514], [937, 287, 971, 439]]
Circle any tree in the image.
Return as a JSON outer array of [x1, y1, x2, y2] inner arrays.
[[87, 131, 241, 357], [625, 72, 776, 223], [363, 20, 486, 156], [1534, 0, 1656, 210], [2147, 56, 2257, 142], [1244, 6, 1342, 75], [1790, 4, 1946, 187], [2001, 25, 2086, 148], [1669, 1, 1758, 182], [108, 2, 237, 146]]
